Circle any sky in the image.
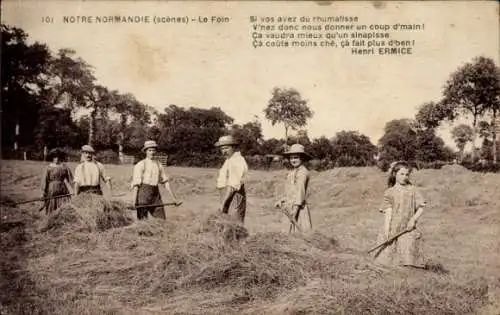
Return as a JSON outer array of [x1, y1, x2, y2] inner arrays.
[[2, 1, 499, 149]]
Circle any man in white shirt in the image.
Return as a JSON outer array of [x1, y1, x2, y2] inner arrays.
[[74, 145, 112, 195], [215, 135, 248, 223], [131, 140, 181, 220]]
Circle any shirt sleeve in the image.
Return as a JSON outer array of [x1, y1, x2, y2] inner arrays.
[[227, 156, 247, 190], [293, 168, 308, 206], [131, 161, 144, 187], [159, 162, 169, 184], [73, 164, 82, 183], [379, 188, 393, 213]]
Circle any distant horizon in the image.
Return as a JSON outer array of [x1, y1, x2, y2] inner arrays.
[[2, 1, 498, 152]]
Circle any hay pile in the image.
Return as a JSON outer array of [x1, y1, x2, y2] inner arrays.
[[38, 194, 133, 235], [24, 203, 490, 315]]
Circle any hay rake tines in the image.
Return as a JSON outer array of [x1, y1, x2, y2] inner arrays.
[[276, 206, 302, 233]]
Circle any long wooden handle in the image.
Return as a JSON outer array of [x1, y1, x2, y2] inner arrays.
[[367, 228, 414, 254], [279, 207, 302, 233], [11, 194, 73, 206], [129, 201, 182, 210]]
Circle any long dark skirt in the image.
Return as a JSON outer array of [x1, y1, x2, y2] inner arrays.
[[45, 181, 71, 214], [136, 184, 165, 220]]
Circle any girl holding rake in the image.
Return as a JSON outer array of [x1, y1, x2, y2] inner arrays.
[[374, 161, 427, 268]]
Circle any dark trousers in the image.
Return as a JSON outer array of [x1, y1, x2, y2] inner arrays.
[[77, 185, 102, 195], [219, 184, 247, 223], [136, 184, 165, 220]]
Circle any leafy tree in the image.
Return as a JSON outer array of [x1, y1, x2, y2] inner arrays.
[[156, 105, 233, 165], [414, 129, 450, 162], [260, 138, 286, 155], [415, 101, 453, 130], [231, 119, 263, 156], [289, 130, 311, 147], [331, 130, 377, 166], [47, 48, 96, 111], [264, 87, 313, 145], [309, 136, 333, 160], [1, 24, 51, 150], [378, 119, 418, 165], [34, 106, 82, 150], [451, 124, 473, 162], [106, 91, 146, 154], [442, 56, 499, 161]]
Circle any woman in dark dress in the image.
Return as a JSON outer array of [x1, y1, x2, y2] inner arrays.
[[40, 148, 74, 214]]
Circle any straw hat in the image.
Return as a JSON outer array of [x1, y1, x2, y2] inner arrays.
[[142, 140, 158, 152], [81, 145, 95, 153], [282, 144, 312, 160], [215, 135, 238, 148]]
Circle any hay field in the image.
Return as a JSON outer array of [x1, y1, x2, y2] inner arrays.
[[1, 160, 499, 315]]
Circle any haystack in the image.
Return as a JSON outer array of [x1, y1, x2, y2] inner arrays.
[[39, 194, 133, 234]]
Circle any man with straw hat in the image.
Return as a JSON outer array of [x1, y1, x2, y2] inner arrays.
[[215, 135, 249, 223], [74, 145, 112, 195], [131, 140, 182, 220], [275, 143, 313, 233]]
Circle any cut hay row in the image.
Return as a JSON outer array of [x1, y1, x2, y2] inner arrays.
[[14, 194, 490, 314], [1, 161, 499, 314]]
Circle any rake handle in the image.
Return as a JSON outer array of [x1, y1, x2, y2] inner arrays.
[[368, 228, 414, 254], [11, 193, 73, 206], [129, 202, 182, 210]]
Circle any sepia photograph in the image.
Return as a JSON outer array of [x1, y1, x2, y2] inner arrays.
[[1, 1, 499, 314]]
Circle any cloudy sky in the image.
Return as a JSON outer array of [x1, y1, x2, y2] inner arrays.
[[2, 1, 498, 148]]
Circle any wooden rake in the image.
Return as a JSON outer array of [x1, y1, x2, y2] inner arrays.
[[367, 227, 415, 254]]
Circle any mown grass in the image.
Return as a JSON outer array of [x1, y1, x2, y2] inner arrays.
[[0, 160, 499, 314]]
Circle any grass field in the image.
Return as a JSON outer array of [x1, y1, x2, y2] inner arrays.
[[1, 160, 499, 314]]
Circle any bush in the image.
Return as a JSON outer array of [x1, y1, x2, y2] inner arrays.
[[461, 161, 500, 173]]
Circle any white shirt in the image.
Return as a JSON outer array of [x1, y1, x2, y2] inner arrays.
[[74, 161, 107, 186], [131, 158, 169, 187], [216, 151, 248, 190]]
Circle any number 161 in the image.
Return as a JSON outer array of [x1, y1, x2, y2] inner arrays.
[[42, 16, 54, 23]]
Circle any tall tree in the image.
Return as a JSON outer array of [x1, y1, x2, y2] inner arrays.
[[309, 136, 333, 161], [1, 24, 51, 150], [156, 105, 233, 165], [378, 119, 418, 166], [415, 101, 453, 130], [264, 87, 313, 146], [231, 119, 264, 156], [414, 129, 450, 162], [451, 124, 473, 162], [107, 91, 153, 160], [442, 56, 499, 161], [332, 130, 377, 166]]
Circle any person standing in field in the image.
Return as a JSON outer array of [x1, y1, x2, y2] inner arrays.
[[131, 140, 182, 220], [215, 135, 249, 223], [40, 148, 74, 214], [374, 161, 427, 268], [73, 145, 112, 195], [274, 144, 313, 233]]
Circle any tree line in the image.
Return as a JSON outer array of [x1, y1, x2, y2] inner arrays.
[[2, 24, 499, 171]]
